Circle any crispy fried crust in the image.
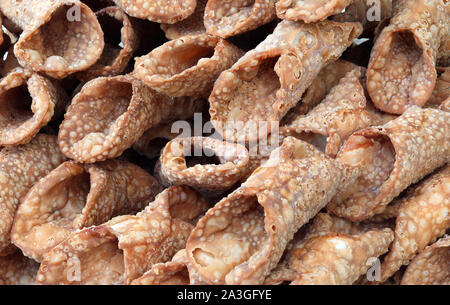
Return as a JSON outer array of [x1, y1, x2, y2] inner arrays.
[[440, 96, 450, 112], [281, 60, 359, 123], [332, 0, 393, 31], [131, 249, 191, 285], [58, 75, 204, 162], [328, 107, 450, 221], [161, 0, 207, 40], [379, 165, 450, 281], [366, 0, 449, 114], [0, 134, 66, 253], [428, 67, 450, 107], [0, 250, 39, 285], [276, 0, 356, 22], [158, 137, 249, 196], [204, 0, 277, 38], [77, 6, 138, 82], [209, 20, 362, 143], [134, 34, 243, 98], [11, 160, 162, 262], [0, 67, 68, 146], [401, 235, 449, 285], [36, 186, 209, 284], [186, 137, 360, 284], [281, 67, 386, 157], [289, 229, 393, 285], [112, 0, 196, 24], [0, 0, 104, 79]]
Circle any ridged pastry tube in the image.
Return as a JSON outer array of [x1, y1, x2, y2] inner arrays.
[[0, 134, 67, 253], [276, 0, 356, 22], [209, 20, 362, 143], [0, 0, 104, 79], [186, 137, 360, 284], [11, 159, 162, 262], [328, 107, 449, 221], [36, 186, 209, 284], [366, 0, 449, 114], [204, 0, 277, 38]]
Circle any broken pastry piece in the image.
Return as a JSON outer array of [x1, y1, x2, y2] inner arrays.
[[289, 228, 394, 285], [0, 134, 67, 253], [77, 6, 138, 82], [401, 235, 450, 285], [134, 34, 243, 98], [328, 107, 450, 221], [36, 186, 209, 284], [158, 137, 250, 196], [112, 0, 196, 24], [281, 67, 387, 157], [204, 0, 277, 38], [161, 0, 207, 40], [332, 0, 393, 32], [276, 0, 356, 23], [131, 249, 191, 285], [11, 159, 162, 262], [0, 67, 68, 146], [0, 0, 104, 79], [58, 75, 204, 163], [366, 0, 449, 114], [0, 250, 39, 285], [209, 20, 362, 143], [186, 137, 360, 284], [379, 165, 449, 282]]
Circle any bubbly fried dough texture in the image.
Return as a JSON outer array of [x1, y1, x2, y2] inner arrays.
[[401, 235, 449, 285], [379, 165, 450, 282], [0, 0, 104, 79], [440, 96, 450, 112], [204, 0, 277, 38], [11, 159, 162, 262], [36, 186, 209, 284], [0, 134, 66, 253], [0, 67, 68, 145], [158, 137, 250, 196], [131, 249, 191, 285], [366, 0, 449, 114], [276, 0, 356, 23], [112, 0, 196, 24], [328, 107, 450, 221], [58, 75, 204, 163], [209, 20, 362, 143], [186, 137, 360, 284], [289, 228, 393, 285], [134, 34, 243, 98], [428, 67, 450, 107], [281, 67, 387, 157], [332, 0, 393, 31], [77, 6, 138, 82], [161, 0, 207, 40], [282, 60, 359, 124], [0, 250, 39, 285]]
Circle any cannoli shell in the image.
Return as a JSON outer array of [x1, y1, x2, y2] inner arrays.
[[161, 0, 207, 40], [276, 0, 356, 23], [0, 250, 39, 285]]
